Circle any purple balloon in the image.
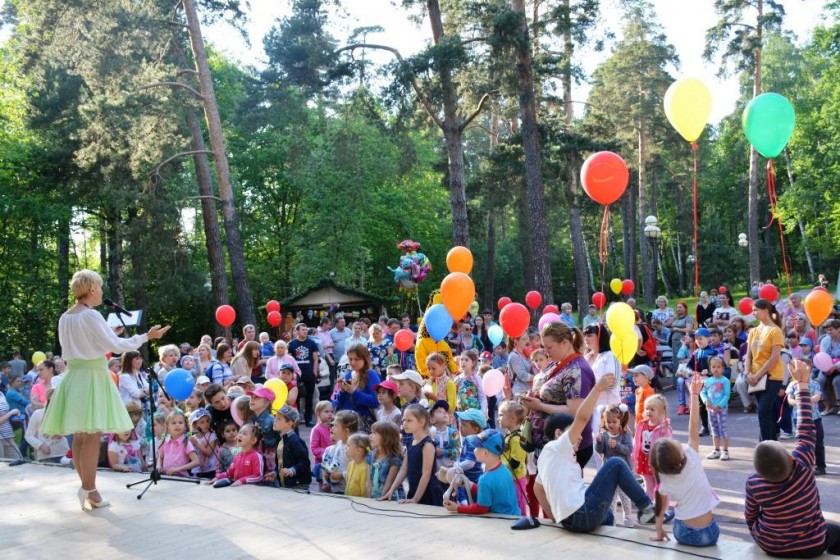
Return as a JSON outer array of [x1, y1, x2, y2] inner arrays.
[[538, 312, 562, 331], [813, 352, 833, 373]]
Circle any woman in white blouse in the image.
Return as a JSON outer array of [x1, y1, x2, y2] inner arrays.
[[40, 270, 169, 511]]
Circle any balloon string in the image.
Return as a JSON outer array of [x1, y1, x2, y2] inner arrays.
[[692, 142, 700, 300], [766, 160, 793, 298], [598, 205, 610, 322]]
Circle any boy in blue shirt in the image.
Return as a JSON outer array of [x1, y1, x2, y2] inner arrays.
[[443, 429, 520, 516], [688, 328, 719, 437], [786, 377, 827, 476]]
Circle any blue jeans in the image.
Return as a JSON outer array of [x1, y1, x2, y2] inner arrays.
[[560, 457, 652, 533], [674, 519, 720, 547], [758, 380, 783, 441], [676, 377, 688, 407]]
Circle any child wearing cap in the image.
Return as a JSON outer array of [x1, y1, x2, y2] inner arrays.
[[629, 365, 655, 423], [189, 408, 219, 478], [453, 409, 486, 485], [391, 370, 426, 448], [443, 429, 520, 516], [688, 328, 718, 436], [279, 364, 299, 409], [374, 379, 402, 425], [274, 404, 312, 488], [430, 400, 459, 469], [248, 386, 280, 485]]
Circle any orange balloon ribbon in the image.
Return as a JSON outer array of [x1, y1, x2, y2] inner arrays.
[[765, 160, 793, 298]]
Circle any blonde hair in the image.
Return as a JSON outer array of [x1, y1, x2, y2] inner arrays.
[[348, 433, 372, 454], [530, 348, 547, 362], [499, 400, 526, 424], [315, 400, 333, 416], [70, 269, 102, 300], [369, 323, 383, 337], [158, 344, 179, 361], [645, 394, 668, 417]]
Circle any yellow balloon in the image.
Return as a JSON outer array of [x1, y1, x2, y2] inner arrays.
[[609, 278, 622, 296], [606, 302, 635, 337], [610, 334, 639, 365], [32, 351, 47, 366], [664, 78, 712, 142], [264, 378, 289, 413]]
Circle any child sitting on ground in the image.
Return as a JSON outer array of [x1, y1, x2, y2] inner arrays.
[[443, 429, 520, 516], [109, 429, 144, 473], [207, 423, 263, 488], [274, 404, 311, 488], [158, 409, 200, 477], [345, 433, 373, 498], [745, 359, 840, 557], [650, 374, 721, 547]]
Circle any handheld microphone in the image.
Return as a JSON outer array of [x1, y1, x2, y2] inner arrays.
[[103, 298, 133, 317]]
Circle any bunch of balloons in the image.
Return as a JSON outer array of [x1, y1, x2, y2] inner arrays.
[[421, 246, 476, 343], [605, 302, 638, 365], [388, 239, 432, 291], [266, 300, 282, 327], [609, 278, 635, 296]]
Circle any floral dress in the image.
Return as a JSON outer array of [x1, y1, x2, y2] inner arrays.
[[527, 355, 594, 451], [367, 340, 391, 375], [456, 373, 480, 412]]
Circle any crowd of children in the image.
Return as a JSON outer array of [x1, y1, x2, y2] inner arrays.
[[3, 295, 840, 557]]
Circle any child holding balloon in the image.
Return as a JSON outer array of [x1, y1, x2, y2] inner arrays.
[[248, 386, 279, 485]]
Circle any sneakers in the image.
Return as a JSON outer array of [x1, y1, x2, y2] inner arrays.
[[720, 450, 730, 461], [698, 428, 709, 437], [638, 505, 656, 524], [677, 405, 687, 415], [815, 466, 827, 476], [746, 403, 757, 413], [779, 431, 795, 440], [663, 508, 676, 524], [623, 518, 635, 528], [706, 450, 721, 460]]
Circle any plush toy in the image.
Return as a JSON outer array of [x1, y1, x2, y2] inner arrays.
[[436, 466, 474, 504]]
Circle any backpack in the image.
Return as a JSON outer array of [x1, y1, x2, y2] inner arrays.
[[639, 324, 658, 360]]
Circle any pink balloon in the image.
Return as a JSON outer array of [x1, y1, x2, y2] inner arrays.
[[538, 312, 562, 331], [814, 352, 833, 373], [482, 369, 506, 396], [231, 395, 247, 426]]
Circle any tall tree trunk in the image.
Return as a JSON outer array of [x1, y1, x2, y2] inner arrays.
[[622, 192, 632, 278], [428, 0, 470, 246], [182, 0, 255, 327], [106, 212, 123, 304], [126, 208, 149, 361], [747, 0, 763, 285], [629, 181, 638, 283], [513, 0, 553, 304], [484, 106, 499, 307], [782, 149, 815, 282], [185, 108, 228, 338], [56, 216, 70, 353], [639, 110, 654, 306], [516, 185, 535, 293]]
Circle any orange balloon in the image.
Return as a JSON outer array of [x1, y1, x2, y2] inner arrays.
[[446, 246, 473, 274], [804, 288, 834, 327], [440, 272, 475, 320]]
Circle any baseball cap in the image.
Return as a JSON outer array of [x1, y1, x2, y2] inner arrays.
[[480, 351, 492, 362], [374, 379, 399, 394], [279, 362, 295, 371], [429, 399, 450, 414], [799, 338, 814, 348], [455, 408, 487, 429], [695, 328, 711, 338], [390, 370, 424, 387], [196, 375, 211, 385], [189, 408, 211, 425], [276, 404, 300, 424], [467, 429, 505, 456], [628, 364, 655, 380], [247, 386, 276, 402]]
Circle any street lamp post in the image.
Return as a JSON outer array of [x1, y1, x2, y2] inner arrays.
[[738, 233, 748, 293], [644, 215, 662, 298]]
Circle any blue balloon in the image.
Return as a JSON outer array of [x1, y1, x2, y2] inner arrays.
[[164, 368, 195, 401], [488, 324, 504, 347], [424, 304, 453, 342]]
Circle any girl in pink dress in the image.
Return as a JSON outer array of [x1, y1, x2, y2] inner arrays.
[[158, 410, 199, 477]]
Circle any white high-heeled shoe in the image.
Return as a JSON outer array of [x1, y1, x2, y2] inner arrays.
[[78, 488, 111, 511]]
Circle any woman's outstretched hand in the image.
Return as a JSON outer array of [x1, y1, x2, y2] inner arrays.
[[147, 325, 171, 340]]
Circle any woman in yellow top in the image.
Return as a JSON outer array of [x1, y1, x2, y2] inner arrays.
[[414, 321, 457, 378], [744, 298, 785, 442]]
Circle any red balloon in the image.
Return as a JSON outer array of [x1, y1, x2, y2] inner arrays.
[[718, 286, 727, 294], [543, 304, 559, 315], [525, 291, 542, 310], [497, 297, 512, 311], [500, 303, 531, 339], [738, 297, 753, 315], [580, 151, 630, 205], [394, 329, 415, 352], [267, 311, 281, 327], [216, 305, 236, 327], [592, 292, 606, 309], [758, 283, 779, 302], [266, 300, 281, 313], [621, 279, 635, 296]]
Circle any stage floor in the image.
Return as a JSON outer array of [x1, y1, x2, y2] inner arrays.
[[0, 462, 770, 560]]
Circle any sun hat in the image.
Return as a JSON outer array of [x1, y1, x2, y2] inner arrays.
[[390, 370, 424, 387], [189, 408, 211, 425], [196, 375, 211, 385]]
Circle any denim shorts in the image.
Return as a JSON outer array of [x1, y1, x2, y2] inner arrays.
[[673, 519, 719, 547]]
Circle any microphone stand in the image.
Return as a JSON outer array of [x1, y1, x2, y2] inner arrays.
[[126, 370, 200, 498]]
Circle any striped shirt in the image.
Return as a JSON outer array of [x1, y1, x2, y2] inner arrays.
[[744, 387, 825, 555]]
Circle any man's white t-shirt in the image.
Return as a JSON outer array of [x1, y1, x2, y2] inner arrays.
[[657, 445, 720, 520], [536, 432, 585, 521]]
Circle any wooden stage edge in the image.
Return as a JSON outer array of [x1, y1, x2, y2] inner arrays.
[[0, 461, 779, 559]]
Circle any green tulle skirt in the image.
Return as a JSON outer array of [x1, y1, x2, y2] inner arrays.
[[41, 358, 133, 436]]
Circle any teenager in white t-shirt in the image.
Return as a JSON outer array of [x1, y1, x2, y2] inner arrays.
[[649, 374, 720, 546], [534, 374, 656, 532]]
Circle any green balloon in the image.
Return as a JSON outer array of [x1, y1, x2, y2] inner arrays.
[[742, 93, 795, 158]]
